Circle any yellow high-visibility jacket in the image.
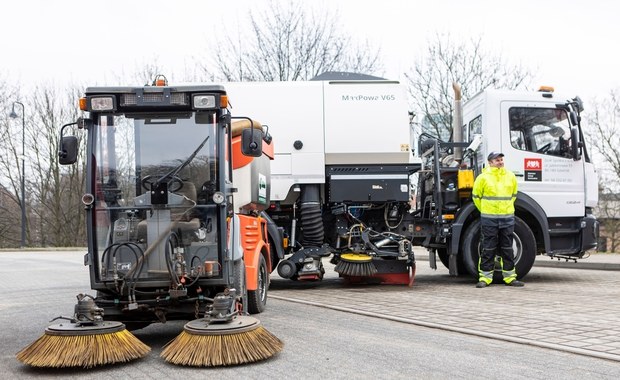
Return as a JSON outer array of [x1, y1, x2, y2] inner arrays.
[[472, 166, 518, 218]]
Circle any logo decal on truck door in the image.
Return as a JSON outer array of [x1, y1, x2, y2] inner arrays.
[[258, 174, 267, 203], [524, 158, 542, 181]]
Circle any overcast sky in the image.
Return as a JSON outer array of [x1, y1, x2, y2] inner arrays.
[[1, 0, 618, 101]]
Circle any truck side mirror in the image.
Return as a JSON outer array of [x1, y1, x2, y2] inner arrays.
[[241, 128, 263, 157], [59, 135, 79, 165], [570, 127, 581, 161]]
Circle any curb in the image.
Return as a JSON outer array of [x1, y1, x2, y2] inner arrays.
[[532, 258, 620, 271], [414, 254, 620, 271]]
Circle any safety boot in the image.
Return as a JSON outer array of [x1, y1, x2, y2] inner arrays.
[[505, 280, 525, 287]]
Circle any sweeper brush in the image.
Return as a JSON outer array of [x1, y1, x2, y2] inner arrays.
[[161, 315, 283, 367], [334, 253, 378, 277], [16, 294, 150, 368], [16, 321, 150, 368]]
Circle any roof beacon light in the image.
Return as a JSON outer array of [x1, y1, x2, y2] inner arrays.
[[538, 86, 554, 93], [153, 74, 168, 87]]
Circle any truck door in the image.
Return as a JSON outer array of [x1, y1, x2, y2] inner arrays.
[[500, 103, 585, 218]]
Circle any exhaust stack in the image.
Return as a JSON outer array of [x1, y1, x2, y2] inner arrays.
[[452, 83, 463, 163]]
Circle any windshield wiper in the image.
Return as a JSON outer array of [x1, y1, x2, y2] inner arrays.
[[155, 135, 210, 186]]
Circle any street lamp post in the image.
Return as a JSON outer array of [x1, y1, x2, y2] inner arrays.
[[9, 101, 26, 249]]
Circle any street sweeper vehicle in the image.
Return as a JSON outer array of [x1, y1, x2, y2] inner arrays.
[[220, 77, 598, 285], [16, 76, 283, 368]]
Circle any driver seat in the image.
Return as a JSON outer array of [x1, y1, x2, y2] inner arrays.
[[136, 181, 201, 243]]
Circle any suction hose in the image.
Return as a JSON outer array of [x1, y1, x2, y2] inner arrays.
[[299, 185, 324, 247]]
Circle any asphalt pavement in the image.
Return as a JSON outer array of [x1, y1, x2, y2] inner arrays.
[[270, 250, 620, 363], [2, 249, 620, 378], [3, 248, 620, 368]]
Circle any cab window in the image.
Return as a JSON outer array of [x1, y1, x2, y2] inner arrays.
[[509, 107, 571, 158]]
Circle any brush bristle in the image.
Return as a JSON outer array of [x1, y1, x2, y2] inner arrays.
[[334, 260, 378, 277], [161, 325, 283, 367], [16, 329, 150, 368]]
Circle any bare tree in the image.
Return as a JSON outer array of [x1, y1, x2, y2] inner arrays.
[[405, 33, 532, 140], [586, 89, 620, 252], [201, 0, 382, 81], [0, 79, 27, 247], [122, 58, 174, 86], [596, 192, 620, 252], [28, 84, 87, 247], [586, 89, 620, 190], [0, 185, 19, 248]]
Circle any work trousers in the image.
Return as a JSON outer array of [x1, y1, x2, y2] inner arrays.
[[478, 216, 517, 283]]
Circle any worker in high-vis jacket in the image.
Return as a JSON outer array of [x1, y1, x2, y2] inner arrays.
[[472, 151, 525, 288]]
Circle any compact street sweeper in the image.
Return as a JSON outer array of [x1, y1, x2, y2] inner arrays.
[[16, 76, 283, 368]]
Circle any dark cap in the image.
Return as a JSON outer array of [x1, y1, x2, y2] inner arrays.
[[487, 151, 504, 160]]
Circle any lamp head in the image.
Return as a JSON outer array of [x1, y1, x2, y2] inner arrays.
[[9, 103, 17, 119]]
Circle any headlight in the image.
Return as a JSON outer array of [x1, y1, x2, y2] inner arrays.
[[193, 94, 217, 109], [89, 96, 115, 111]]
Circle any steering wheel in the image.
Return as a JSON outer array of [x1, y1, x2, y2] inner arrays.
[[141, 175, 184, 192], [537, 143, 551, 154]]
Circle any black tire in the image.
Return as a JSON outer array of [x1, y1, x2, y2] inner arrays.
[[461, 216, 536, 282], [436, 248, 467, 275], [123, 322, 151, 331], [248, 255, 269, 314], [277, 259, 297, 279]]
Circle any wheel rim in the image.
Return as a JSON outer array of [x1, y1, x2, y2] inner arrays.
[[258, 262, 267, 303], [511, 233, 524, 263]]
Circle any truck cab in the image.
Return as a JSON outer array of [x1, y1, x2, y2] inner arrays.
[[450, 87, 599, 278]]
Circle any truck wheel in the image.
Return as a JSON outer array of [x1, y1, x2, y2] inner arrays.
[[437, 248, 467, 275], [123, 322, 151, 331], [461, 217, 536, 282], [248, 255, 269, 314]]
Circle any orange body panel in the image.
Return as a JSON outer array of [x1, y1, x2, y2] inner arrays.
[[232, 135, 274, 170], [237, 214, 271, 290]]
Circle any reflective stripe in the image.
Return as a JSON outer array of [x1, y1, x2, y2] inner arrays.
[[479, 271, 493, 284], [480, 195, 514, 201], [480, 213, 514, 218], [473, 194, 516, 200], [503, 273, 518, 283], [501, 255, 517, 283], [478, 255, 494, 284], [503, 269, 517, 277]]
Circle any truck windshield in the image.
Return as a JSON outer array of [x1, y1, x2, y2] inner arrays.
[[93, 114, 217, 204], [90, 113, 220, 270]]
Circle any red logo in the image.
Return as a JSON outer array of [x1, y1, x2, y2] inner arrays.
[[524, 158, 542, 170]]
